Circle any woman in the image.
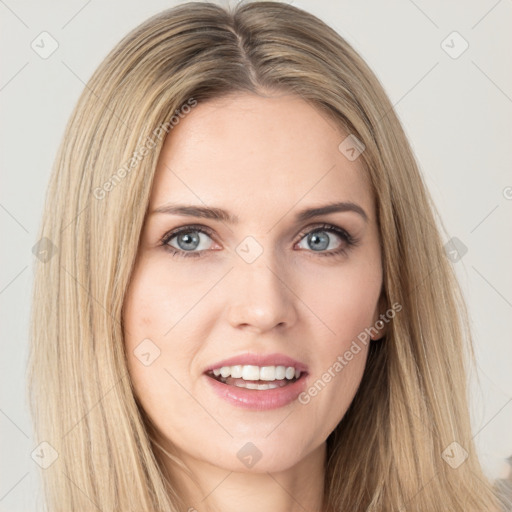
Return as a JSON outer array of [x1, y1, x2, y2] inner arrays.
[[27, 1, 504, 510]]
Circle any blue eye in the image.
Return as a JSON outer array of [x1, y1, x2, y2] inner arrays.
[[295, 223, 358, 258], [162, 225, 214, 257], [297, 228, 344, 252], [160, 223, 358, 259]]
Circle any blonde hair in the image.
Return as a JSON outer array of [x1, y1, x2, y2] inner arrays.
[[27, 1, 504, 510]]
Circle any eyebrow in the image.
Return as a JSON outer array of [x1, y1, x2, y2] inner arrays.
[[151, 201, 368, 224]]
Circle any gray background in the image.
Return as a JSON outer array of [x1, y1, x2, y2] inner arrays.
[[1, 0, 511, 509]]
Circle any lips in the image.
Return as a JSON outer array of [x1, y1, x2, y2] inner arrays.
[[203, 352, 309, 410]]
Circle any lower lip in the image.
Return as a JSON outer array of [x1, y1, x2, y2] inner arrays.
[[204, 373, 308, 410]]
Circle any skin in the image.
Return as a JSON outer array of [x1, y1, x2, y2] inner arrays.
[[122, 91, 387, 512]]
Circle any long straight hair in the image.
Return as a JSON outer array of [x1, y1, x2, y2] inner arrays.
[[27, 1, 504, 510]]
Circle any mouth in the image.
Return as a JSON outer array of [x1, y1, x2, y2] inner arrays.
[[203, 354, 309, 409], [205, 364, 306, 390]]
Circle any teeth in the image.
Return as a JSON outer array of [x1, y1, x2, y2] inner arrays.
[[259, 366, 275, 381], [231, 365, 243, 378], [235, 381, 282, 390], [275, 366, 286, 380], [242, 365, 260, 380], [210, 364, 302, 381]]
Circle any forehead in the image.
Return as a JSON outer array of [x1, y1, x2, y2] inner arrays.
[[150, 93, 374, 222]]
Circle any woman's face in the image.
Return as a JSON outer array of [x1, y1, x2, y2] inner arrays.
[[123, 92, 385, 475]]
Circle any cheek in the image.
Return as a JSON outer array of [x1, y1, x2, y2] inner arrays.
[[123, 257, 195, 351], [123, 253, 225, 342], [293, 257, 381, 430], [123, 262, 177, 398], [298, 343, 368, 444], [297, 275, 375, 436], [123, 278, 166, 363], [122, 274, 190, 436], [122, 257, 210, 412], [297, 255, 382, 344]]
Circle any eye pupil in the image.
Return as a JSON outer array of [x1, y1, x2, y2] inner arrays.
[[177, 231, 200, 250], [308, 232, 329, 251]]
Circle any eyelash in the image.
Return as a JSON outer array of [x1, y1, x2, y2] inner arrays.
[[159, 223, 359, 259]]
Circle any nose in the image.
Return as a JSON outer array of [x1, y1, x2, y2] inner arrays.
[[225, 252, 298, 333]]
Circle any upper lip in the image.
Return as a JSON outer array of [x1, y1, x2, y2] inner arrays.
[[204, 352, 308, 374]]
